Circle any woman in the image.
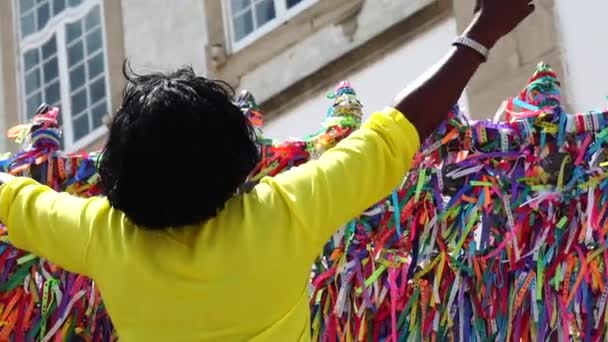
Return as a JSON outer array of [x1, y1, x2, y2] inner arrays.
[[0, 1, 535, 340]]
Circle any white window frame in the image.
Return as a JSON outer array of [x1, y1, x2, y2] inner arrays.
[[223, 0, 318, 53], [15, 0, 110, 152]]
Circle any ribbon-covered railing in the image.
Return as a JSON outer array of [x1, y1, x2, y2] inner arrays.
[[309, 63, 608, 341], [0, 63, 606, 341]]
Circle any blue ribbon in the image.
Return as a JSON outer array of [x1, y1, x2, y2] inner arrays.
[[391, 190, 402, 236]]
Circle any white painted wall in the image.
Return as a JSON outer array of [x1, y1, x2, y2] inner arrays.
[[555, 0, 608, 112], [120, 0, 208, 74], [264, 18, 464, 140]]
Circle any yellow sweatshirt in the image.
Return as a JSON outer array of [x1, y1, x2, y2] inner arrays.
[[0, 108, 419, 341]]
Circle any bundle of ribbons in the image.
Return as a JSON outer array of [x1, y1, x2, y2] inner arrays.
[[310, 63, 608, 341], [0, 82, 361, 340], [240, 81, 363, 187]]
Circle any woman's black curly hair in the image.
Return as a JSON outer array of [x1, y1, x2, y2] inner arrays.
[[98, 63, 260, 229]]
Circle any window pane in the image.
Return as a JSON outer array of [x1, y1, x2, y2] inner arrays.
[[18, 0, 109, 145], [231, 0, 251, 12], [69, 64, 85, 90], [18, 0, 109, 144], [286, 0, 303, 8], [25, 69, 41, 94], [37, 2, 51, 31], [91, 100, 107, 128], [21, 13, 35, 38], [86, 28, 103, 54], [52, 0, 66, 15], [66, 21, 82, 43], [67, 40, 84, 66], [87, 52, 104, 78], [20, 0, 35, 15], [71, 89, 87, 115], [45, 81, 60, 105], [23, 49, 39, 71], [26, 92, 42, 118], [90, 77, 106, 104], [42, 36, 57, 60], [43, 57, 59, 82], [233, 11, 254, 41], [85, 5, 101, 30], [72, 114, 89, 140], [255, 0, 276, 27]]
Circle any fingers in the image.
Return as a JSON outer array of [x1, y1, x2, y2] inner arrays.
[[511, 0, 535, 16], [511, 0, 535, 8], [521, 2, 536, 18], [484, 0, 535, 12]]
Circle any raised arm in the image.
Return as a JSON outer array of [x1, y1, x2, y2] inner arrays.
[[396, 0, 535, 139], [242, 0, 536, 261]]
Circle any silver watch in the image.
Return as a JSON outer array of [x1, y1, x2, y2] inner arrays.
[[453, 36, 490, 60]]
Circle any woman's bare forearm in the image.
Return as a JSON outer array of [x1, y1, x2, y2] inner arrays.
[[394, 44, 485, 140], [394, 0, 535, 140]]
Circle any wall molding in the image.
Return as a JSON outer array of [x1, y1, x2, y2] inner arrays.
[[260, 0, 452, 122], [204, 0, 364, 86]]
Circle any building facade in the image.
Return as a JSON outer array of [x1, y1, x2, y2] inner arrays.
[[0, 0, 606, 152]]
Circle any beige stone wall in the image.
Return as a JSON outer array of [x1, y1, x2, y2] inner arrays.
[[121, 0, 208, 73], [205, 0, 440, 105], [265, 16, 459, 139], [453, 0, 565, 119], [2, 0, 592, 152], [237, 0, 567, 122]]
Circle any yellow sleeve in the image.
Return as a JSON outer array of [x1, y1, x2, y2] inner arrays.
[[245, 108, 420, 255], [0, 177, 115, 276]]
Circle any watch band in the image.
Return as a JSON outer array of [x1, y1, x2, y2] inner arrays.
[[453, 36, 490, 60]]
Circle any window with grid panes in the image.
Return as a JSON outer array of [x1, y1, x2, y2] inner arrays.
[[17, 0, 110, 150], [225, 0, 316, 51]]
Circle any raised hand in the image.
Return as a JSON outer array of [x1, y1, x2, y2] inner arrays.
[[468, 0, 536, 48], [393, 0, 535, 140]]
